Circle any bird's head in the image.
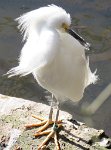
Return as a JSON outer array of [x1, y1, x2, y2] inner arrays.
[[16, 5, 71, 41], [16, 4, 90, 49], [44, 8, 71, 31]]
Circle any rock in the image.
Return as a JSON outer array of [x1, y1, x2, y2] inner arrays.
[[0, 94, 111, 150]]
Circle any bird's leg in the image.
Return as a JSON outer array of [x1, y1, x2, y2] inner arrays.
[[53, 107, 61, 150], [35, 104, 54, 133], [25, 97, 62, 132], [25, 105, 54, 129], [34, 102, 62, 134], [37, 107, 61, 150], [25, 95, 62, 149]]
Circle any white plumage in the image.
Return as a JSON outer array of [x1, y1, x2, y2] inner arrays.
[[7, 5, 97, 102]]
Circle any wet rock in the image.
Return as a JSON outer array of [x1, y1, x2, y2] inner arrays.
[[0, 94, 111, 150]]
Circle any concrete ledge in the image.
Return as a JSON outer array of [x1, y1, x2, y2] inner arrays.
[[0, 94, 111, 150]]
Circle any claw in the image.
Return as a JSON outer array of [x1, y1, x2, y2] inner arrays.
[[38, 130, 55, 150], [54, 132, 61, 150], [25, 120, 47, 128], [37, 124, 62, 150], [32, 114, 45, 121], [25, 106, 62, 149], [34, 130, 51, 136]]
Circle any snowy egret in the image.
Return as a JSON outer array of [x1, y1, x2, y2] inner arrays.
[[7, 5, 97, 149]]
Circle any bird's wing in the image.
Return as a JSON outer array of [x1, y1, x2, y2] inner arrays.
[[6, 29, 60, 77], [56, 32, 98, 100], [37, 32, 97, 101]]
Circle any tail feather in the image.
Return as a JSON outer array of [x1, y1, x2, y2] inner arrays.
[[6, 66, 31, 78], [86, 57, 98, 87], [87, 69, 98, 86]]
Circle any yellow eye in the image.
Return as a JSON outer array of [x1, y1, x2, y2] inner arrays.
[[62, 23, 69, 30]]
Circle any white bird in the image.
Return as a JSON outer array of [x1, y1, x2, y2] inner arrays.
[[7, 5, 97, 149]]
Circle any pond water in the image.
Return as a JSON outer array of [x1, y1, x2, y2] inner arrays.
[[0, 0, 111, 136]]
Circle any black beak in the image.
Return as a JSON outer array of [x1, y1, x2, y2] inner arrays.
[[67, 28, 90, 50]]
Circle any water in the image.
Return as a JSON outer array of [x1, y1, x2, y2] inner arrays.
[[0, 0, 111, 136]]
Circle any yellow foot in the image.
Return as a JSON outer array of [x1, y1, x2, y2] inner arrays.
[[25, 114, 62, 150], [25, 114, 62, 132], [34, 124, 62, 150]]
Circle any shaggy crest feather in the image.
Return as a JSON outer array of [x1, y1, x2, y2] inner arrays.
[[16, 4, 70, 41]]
